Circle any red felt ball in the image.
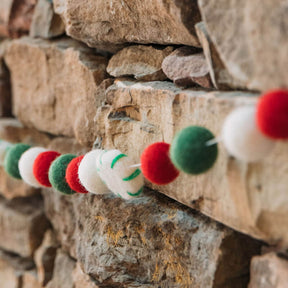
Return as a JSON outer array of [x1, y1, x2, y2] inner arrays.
[[33, 151, 61, 187], [140, 142, 179, 185], [257, 90, 288, 139], [65, 155, 88, 194]]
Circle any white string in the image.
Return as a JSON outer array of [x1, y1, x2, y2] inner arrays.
[[129, 163, 141, 168], [205, 136, 222, 147]]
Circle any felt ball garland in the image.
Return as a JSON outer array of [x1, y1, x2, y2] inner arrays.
[[141, 142, 179, 185], [96, 149, 144, 200], [170, 126, 218, 174], [0, 89, 286, 199], [257, 90, 288, 139], [19, 147, 47, 187], [4, 143, 31, 179], [48, 154, 76, 195], [33, 151, 61, 187], [78, 149, 108, 195], [66, 155, 89, 194], [222, 106, 275, 162]]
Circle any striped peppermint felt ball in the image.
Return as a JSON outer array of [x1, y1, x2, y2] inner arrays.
[[78, 149, 108, 195], [19, 147, 47, 187], [66, 155, 88, 194], [48, 154, 76, 195], [4, 143, 31, 179], [96, 149, 144, 200], [33, 151, 61, 187], [0, 140, 12, 165], [222, 106, 275, 162]]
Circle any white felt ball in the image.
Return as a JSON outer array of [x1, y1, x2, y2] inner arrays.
[[0, 140, 12, 165], [222, 106, 275, 162], [96, 149, 144, 200], [19, 147, 47, 187], [78, 149, 109, 195]]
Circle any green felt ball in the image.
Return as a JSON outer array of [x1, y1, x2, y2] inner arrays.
[[48, 154, 76, 195], [170, 126, 218, 174], [4, 143, 31, 179]]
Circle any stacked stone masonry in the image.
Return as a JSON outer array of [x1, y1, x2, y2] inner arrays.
[[0, 0, 288, 287]]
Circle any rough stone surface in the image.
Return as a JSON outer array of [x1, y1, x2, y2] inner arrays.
[[73, 262, 99, 288], [198, 0, 288, 91], [95, 80, 288, 246], [249, 253, 288, 288], [162, 47, 212, 88], [22, 272, 41, 288], [195, 22, 244, 90], [46, 250, 76, 288], [53, 0, 201, 47], [0, 257, 20, 288], [0, 0, 37, 38], [0, 41, 12, 117], [0, 118, 51, 199], [4, 37, 109, 146], [0, 194, 50, 257], [0, 249, 35, 272], [29, 0, 65, 39], [34, 230, 59, 286], [107, 45, 173, 81]]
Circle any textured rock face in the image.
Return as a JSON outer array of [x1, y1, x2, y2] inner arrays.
[[0, 195, 49, 257], [96, 80, 288, 246], [162, 47, 212, 88], [73, 262, 99, 288], [34, 230, 59, 287], [198, 0, 288, 91], [0, 41, 11, 117], [5, 37, 108, 146], [46, 250, 76, 288], [195, 22, 244, 90], [53, 0, 201, 47], [0, 0, 37, 38], [30, 0, 65, 39], [107, 45, 173, 81], [249, 253, 288, 288]]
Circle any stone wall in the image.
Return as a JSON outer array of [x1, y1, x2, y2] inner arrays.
[[0, 1, 288, 287]]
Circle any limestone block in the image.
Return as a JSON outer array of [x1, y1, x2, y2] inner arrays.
[[46, 250, 76, 288], [0, 195, 50, 257], [249, 253, 288, 288], [198, 0, 288, 91], [34, 230, 59, 286], [30, 0, 65, 39], [195, 22, 244, 90], [162, 47, 212, 88], [53, 0, 201, 47], [73, 262, 99, 288], [0, 257, 20, 288], [107, 45, 173, 81], [4, 37, 109, 147], [0, 40, 11, 117], [22, 272, 41, 288], [0, 118, 51, 199], [0, 0, 37, 38], [94, 80, 288, 246]]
